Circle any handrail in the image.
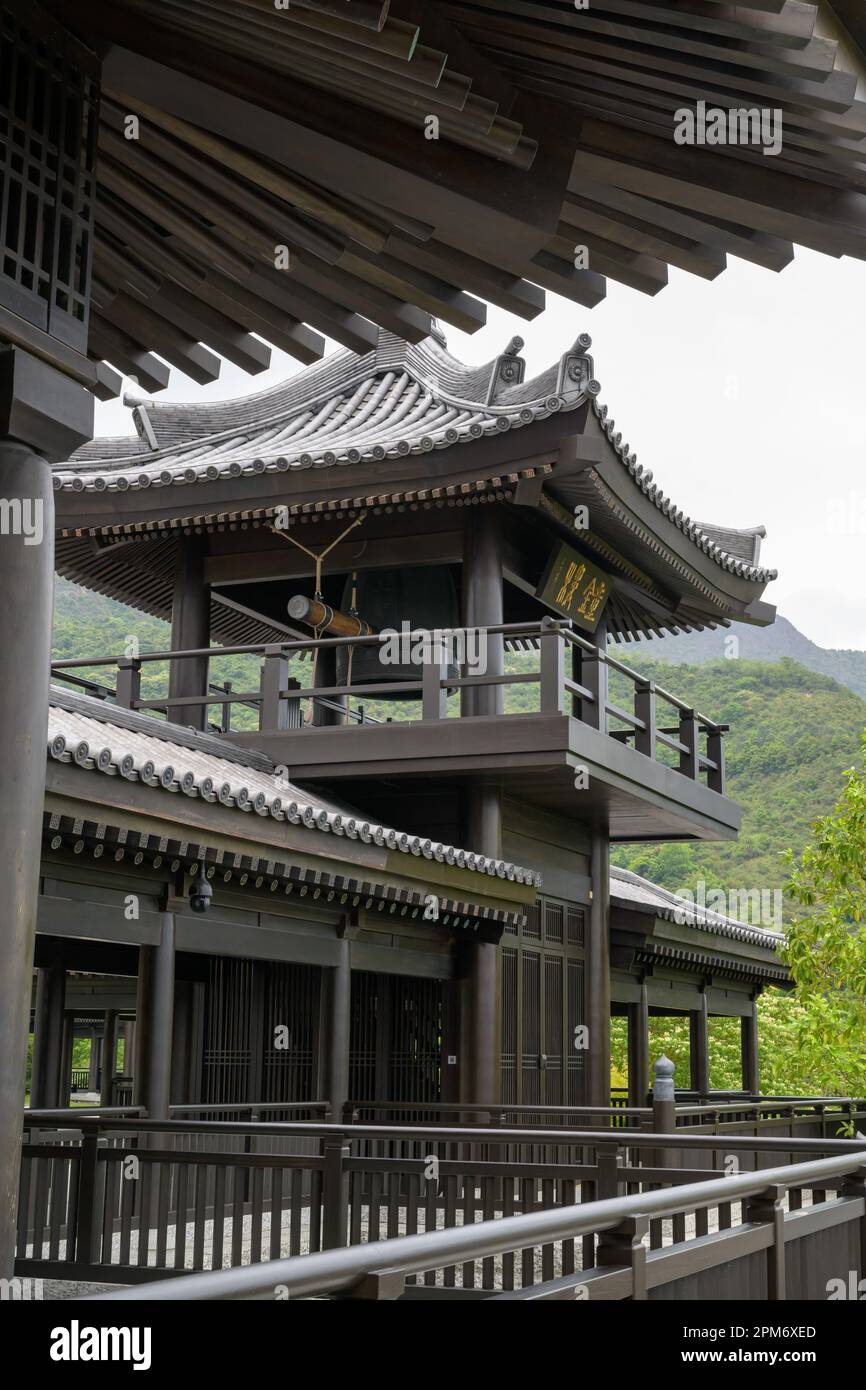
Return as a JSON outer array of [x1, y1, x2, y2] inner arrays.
[[22, 1097, 861, 1130], [85, 1149, 866, 1301], [49, 620, 553, 669], [49, 617, 730, 790], [21, 1115, 866, 1152], [170, 1101, 330, 1115], [345, 1100, 653, 1117], [23, 1105, 145, 1121]]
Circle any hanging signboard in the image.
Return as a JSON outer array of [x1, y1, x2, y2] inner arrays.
[[535, 541, 611, 632]]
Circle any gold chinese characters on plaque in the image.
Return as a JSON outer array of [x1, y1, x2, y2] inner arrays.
[[535, 542, 611, 633]]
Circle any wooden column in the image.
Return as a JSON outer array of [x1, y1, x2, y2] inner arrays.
[[627, 980, 649, 1108], [461, 506, 503, 719], [0, 345, 89, 1276], [139, 915, 176, 1121], [462, 508, 504, 1104], [30, 965, 66, 1110], [690, 990, 710, 1099], [464, 785, 502, 1105], [100, 1010, 118, 1106], [168, 535, 211, 729], [87, 1028, 100, 1091], [581, 616, 609, 731], [587, 828, 611, 1108], [123, 1019, 136, 1086], [59, 1011, 74, 1108], [133, 947, 154, 1110], [327, 937, 351, 1122], [741, 998, 760, 1096]]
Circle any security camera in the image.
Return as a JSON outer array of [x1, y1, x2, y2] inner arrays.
[[189, 873, 213, 914]]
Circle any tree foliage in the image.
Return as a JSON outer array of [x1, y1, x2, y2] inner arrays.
[[782, 733, 866, 1098]]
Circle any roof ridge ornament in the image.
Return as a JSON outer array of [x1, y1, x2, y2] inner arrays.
[[131, 402, 158, 452], [485, 334, 526, 404], [556, 332, 601, 403]]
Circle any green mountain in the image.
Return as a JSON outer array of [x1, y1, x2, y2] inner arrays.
[[606, 657, 866, 908], [51, 580, 866, 912], [615, 614, 866, 703]]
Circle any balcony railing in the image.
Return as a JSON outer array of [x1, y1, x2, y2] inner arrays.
[[51, 618, 727, 792], [16, 1111, 866, 1298]]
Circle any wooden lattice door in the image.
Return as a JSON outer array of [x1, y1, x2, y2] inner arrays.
[[501, 897, 586, 1106]]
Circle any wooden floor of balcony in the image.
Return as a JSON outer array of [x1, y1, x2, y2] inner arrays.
[[226, 711, 740, 843]]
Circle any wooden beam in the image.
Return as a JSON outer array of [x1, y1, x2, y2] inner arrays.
[[572, 116, 866, 260], [98, 44, 570, 263]]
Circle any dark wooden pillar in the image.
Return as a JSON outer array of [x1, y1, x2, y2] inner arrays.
[[100, 1010, 118, 1106], [133, 949, 154, 1110], [136, 915, 176, 1121], [0, 0, 96, 1259], [120, 1019, 135, 1093], [59, 1011, 74, 1107], [461, 508, 504, 1104], [87, 1028, 100, 1091], [328, 938, 351, 1122], [627, 980, 649, 1108], [0, 418, 60, 1270], [30, 965, 66, 1110], [690, 990, 710, 1099], [462, 506, 503, 718], [464, 785, 502, 1105], [581, 615, 609, 730], [168, 535, 211, 729], [587, 828, 611, 1108], [741, 999, 760, 1096]]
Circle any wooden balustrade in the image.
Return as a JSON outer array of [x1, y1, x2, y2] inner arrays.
[[17, 1113, 865, 1300], [51, 619, 729, 793]]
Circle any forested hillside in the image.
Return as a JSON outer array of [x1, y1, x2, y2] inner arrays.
[[607, 658, 866, 905], [52, 579, 866, 911], [615, 614, 866, 703]]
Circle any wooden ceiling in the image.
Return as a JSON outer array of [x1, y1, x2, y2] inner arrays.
[[44, 0, 866, 394]]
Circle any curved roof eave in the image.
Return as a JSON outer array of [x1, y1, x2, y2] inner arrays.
[[54, 329, 775, 597]]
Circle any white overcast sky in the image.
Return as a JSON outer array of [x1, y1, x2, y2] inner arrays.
[[95, 247, 866, 650]]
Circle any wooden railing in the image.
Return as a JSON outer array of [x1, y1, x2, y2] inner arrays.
[[50, 618, 728, 791], [86, 1147, 866, 1303], [17, 1113, 865, 1299]]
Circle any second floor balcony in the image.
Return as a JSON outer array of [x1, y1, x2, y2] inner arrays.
[[51, 619, 736, 842]]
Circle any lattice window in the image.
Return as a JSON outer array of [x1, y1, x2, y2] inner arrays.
[[522, 900, 542, 940], [261, 961, 319, 1103], [349, 971, 445, 1108], [566, 904, 585, 948], [544, 901, 564, 945], [0, 1, 98, 349], [201, 956, 321, 1106]]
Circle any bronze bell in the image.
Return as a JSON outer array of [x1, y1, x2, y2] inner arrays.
[[336, 566, 460, 693]]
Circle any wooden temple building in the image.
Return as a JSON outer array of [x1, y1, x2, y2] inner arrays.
[[39, 322, 787, 1123], [3, 0, 866, 1292]]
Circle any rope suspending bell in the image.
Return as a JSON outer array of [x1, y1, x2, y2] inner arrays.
[[270, 514, 368, 724]]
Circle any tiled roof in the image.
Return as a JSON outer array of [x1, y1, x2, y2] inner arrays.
[[611, 866, 783, 950], [59, 328, 774, 585], [57, 330, 599, 493], [46, 687, 539, 886]]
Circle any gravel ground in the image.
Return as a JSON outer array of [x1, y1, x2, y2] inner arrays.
[[22, 1186, 819, 1299]]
